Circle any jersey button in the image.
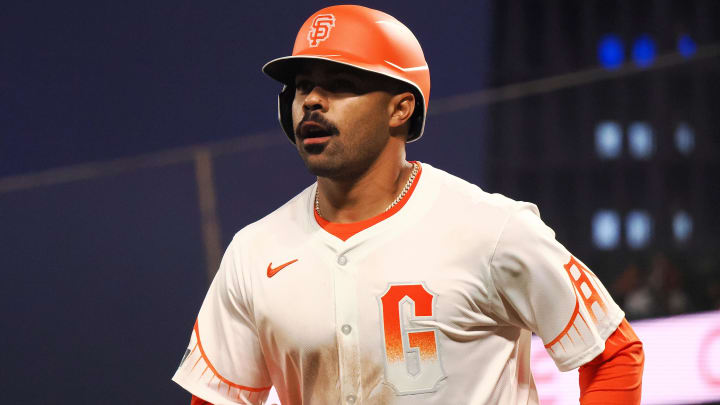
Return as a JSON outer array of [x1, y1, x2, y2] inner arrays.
[[346, 394, 356, 404], [341, 324, 352, 335], [337, 255, 347, 265]]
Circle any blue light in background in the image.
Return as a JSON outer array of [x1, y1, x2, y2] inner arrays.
[[632, 34, 656, 67], [598, 34, 624, 69], [677, 34, 697, 58], [593, 210, 621, 250], [628, 122, 654, 159], [626, 210, 652, 249], [673, 211, 693, 243], [674, 122, 695, 155], [595, 121, 622, 159]]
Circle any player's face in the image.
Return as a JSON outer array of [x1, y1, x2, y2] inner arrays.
[[291, 61, 398, 179]]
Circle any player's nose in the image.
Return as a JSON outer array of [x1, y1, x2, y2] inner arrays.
[[303, 86, 329, 112]]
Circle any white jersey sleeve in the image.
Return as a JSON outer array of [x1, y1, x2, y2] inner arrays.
[[172, 236, 272, 405], [488, 203, 625, 371]]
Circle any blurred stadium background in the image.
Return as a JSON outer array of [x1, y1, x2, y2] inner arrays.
[[1, 1, 718, 404]]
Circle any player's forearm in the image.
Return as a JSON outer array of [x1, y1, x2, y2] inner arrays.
[[578, 318, 644, 404]]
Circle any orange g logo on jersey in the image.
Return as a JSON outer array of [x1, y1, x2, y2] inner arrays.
[[307, 14, 336, 47], [379, 283, 446, 395]]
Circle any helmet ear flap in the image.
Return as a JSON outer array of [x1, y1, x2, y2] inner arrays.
[[278, 85, 296, 143], [401, 88, 425, 142], [407, 96, 424, 142]]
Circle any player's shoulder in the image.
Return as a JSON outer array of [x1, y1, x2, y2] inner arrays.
[[229, 183, 314, 248], [421, 162, 538, 220]]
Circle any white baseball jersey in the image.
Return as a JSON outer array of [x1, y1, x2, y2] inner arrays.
[[172, 162, 624, 405]]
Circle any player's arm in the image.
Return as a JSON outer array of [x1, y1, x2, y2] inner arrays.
[[488, 204, 643, 403], [172, 235, 272, 405], [578, 318, 644, 404]]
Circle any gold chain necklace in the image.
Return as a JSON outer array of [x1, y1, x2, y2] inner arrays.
[[315, 162, 419, 218]]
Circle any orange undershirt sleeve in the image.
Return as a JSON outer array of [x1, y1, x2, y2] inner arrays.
[[191, 395, 213, 405], [578, 318, 644, 405]]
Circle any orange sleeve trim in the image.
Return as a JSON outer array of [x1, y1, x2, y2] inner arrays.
[[193, 319, 272, 393], [191, 395, 213, 405], [579, 318, 644, 405], [314, 161, 422, 241]]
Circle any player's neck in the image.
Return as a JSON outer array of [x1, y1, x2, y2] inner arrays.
[[316, 150, 413, 223]]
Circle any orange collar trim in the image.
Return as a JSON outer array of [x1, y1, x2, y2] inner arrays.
[[314, 162, 422, 241]]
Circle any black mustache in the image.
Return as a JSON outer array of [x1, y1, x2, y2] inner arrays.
[[295, 112, 339, 137]]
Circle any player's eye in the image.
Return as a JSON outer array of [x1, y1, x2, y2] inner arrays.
[[295, 79, 314, 94], [327, 79, 358, 93]]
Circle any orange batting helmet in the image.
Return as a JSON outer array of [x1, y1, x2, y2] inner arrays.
[[262, 5, 431, 143]]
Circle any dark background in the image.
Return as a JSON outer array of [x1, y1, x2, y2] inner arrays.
[[1, 1, 718, 404]]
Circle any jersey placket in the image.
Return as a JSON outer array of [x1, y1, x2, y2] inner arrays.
[[333, 247, 362, 404]]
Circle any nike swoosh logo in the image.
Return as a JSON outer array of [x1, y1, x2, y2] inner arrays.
[[267, 259, 299, 278]]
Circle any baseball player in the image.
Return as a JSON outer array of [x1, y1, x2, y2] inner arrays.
[[173, 5, 644, 404]]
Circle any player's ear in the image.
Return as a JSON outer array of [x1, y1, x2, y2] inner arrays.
[[388, 91, 415, 130]]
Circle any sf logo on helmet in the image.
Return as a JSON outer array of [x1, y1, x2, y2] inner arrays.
[[307, 14, 336, 47]]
